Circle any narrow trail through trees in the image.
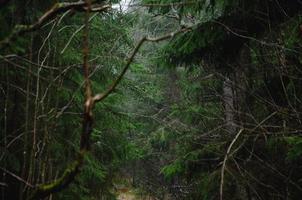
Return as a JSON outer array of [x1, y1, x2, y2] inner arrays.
[[116, 188, 137, 200], [113, 176, 157, 200]]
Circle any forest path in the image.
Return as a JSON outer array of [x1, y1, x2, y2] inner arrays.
[[113, 176, 156, 200], [115, 185, 156, 200], [115, 186, 156, 200], [116, 188, 136, 200]]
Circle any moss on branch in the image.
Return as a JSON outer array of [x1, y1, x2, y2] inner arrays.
[[28, 150, 87, 200]]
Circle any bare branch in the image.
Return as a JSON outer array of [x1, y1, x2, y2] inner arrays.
[[0, 1, 110, 51], [27, 1, 95, 199], [93, 26, 193, 103], [220, 111, 278, 200], [213, 20, 299, 53], [28, 155, 84, 200], [60, 13, 98, 54], [0, 167, 34, 188], [220, 129, 243, 200]]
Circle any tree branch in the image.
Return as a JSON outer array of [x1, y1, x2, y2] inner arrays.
[[219, 112, 278, 200], [93, 26, 193, 103], [27, 1, 94, 199], [28, 153, 84, 200], [0, 1, 110, 51], [26, 18, 196, 200], [220, 129, 243, 200], [0, 167, 34, 188]]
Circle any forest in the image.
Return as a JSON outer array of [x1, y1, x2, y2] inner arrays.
[[1, 0, 302, 199]]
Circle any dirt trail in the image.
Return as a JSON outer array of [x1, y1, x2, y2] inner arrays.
[[113, 175, 158, 200], [116, 190, 136, 200], [115, 186, 155, 200]]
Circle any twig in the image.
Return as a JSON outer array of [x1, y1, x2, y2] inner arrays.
[[220, 129, 243, 200], [0, 167, 34, 188], [28, 1, 94, 199], [0, 1, 110, 51], [60, 13, 98, 54], [213, 20, 299, 53]]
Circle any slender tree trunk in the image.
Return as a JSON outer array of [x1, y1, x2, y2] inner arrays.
[[223, 77, 235, 134]]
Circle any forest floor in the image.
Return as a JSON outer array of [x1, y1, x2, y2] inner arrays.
[[113, 175, 156, 200], [116, 188, 136, 200], [115, 185, 156, 200]]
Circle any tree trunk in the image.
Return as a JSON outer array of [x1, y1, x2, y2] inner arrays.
[[223, 77, 235, 134]]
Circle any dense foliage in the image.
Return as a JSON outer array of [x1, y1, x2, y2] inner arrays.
[[1, 0, 302, 200]]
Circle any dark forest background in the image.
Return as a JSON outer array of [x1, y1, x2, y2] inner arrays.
[[1, 0, 302, 199]]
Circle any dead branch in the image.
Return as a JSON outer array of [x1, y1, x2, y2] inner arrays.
[[0, 167, 34, 188], [220, 129, 244, 200], [220, 111, 278, 200], [27, 1, 94, 199], [0, 1, 110, 51]]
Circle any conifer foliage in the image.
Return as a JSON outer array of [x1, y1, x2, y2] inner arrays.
[[1, 1, 302, 200]]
